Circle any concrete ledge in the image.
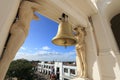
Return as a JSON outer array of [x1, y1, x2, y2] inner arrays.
[[71, 78, 89, 80]]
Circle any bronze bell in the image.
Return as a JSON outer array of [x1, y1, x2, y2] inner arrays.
[[52, 13, 77, 47]]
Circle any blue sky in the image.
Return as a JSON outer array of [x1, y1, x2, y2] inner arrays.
[[14, 13, 76, 61]]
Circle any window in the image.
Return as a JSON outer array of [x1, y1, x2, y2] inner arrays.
[[70, 69, 75, 74], [64, 68, 68, 73]]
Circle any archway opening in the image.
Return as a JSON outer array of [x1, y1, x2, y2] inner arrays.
[[110, 13, 120, 50], [12, 12, 77, 80], [14, 12, 76, 62]]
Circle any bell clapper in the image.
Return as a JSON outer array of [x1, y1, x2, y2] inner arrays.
[[64, 40, 67, 48], [64, 46, 67, 48]]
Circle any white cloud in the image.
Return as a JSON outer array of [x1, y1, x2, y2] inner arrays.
[[14, 48, 76, 61], [20, 47, 26, 50], [41, 46, 51, 51]]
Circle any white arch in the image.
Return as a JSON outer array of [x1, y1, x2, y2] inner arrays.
[[105, 0, 120, 21]]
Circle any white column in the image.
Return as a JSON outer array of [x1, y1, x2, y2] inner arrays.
[[68, 68, 70, 76], [85, 26, 101, 80], [0, 0, 20, 58], [91, 2, 120, 79], [60, 62, 63, 80]]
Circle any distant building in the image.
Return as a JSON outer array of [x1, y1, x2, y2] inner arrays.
[[37, 61, 77, 80]]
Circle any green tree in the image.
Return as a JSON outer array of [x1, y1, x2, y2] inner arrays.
[[6, 59, 35, 80]]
